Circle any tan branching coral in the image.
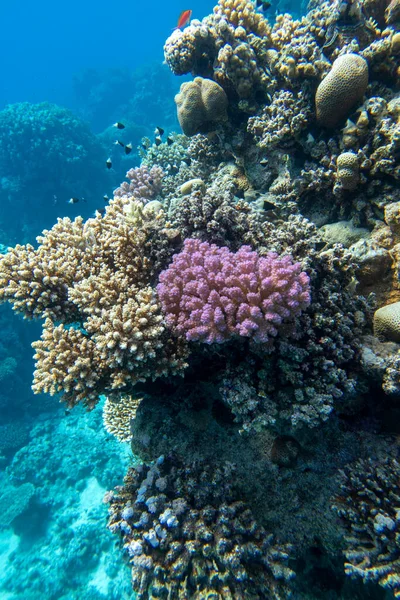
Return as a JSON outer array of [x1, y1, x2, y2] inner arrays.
[[103, 395, 143, 442], [0, 217, 92, 321], [0, 182, 189, 409]]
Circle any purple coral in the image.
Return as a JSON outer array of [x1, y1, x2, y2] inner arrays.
[[157, 238, 311, 344], [114, 165, 164, 201]]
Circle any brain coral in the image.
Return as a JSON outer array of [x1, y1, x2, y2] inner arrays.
[[106, 455, 294, 599], [374, 301, 400, 342], [175, 77, 228, 137], [315, 54, 368, 127], [336, 151, 359, 190]]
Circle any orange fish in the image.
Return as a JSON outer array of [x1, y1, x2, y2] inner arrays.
[[175, 9, 192, 29]]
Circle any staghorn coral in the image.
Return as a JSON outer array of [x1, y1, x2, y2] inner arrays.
[[175, 77, 228, 137], [157, 238, 311, 345], [315, 54, 369, 128], [106, 455, 294, 600], [103, 394, 143, 443], [333, 457, 400, 598]]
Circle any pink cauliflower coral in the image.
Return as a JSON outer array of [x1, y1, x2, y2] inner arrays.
[[157, 238, 311, 344]]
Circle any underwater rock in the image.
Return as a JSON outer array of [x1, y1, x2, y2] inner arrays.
[[320, 220, 369, 247], [315, 54, 368, 128], [175, 77, 228, 137]]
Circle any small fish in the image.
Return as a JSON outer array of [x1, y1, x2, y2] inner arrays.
[[114, 140, 124, 147], [260, 158, 269, 166], [155, 135, 162, 146], [95, 207, 106, 216], [125, 143, 132, 155], [113, 122, 125, 129], [175, 9, 192, 29], [256, 0, 271, 9], [141, 143, 148, 151], [106, 158, 112, 169], [68, 197, 80, 204], [103, 194, 109, 202], [167, 136, 174, 146], [170, 164, 179, 175], [155, 126, 164, 136]]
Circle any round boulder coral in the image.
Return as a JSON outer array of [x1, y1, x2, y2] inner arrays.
[[175, 77, 228, 137], [315, 54, 368, 128], [374, 301, 400, 342], [336, 152, 360, 190]]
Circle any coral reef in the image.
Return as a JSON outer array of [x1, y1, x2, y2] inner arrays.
[[103, 394, 143, 443], [106, 454, 294, 599], [1, 0, 400, 597], [333, 457, 400, 598]]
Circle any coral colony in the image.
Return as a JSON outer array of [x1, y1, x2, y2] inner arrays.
[[1, 0, 400, 597]]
